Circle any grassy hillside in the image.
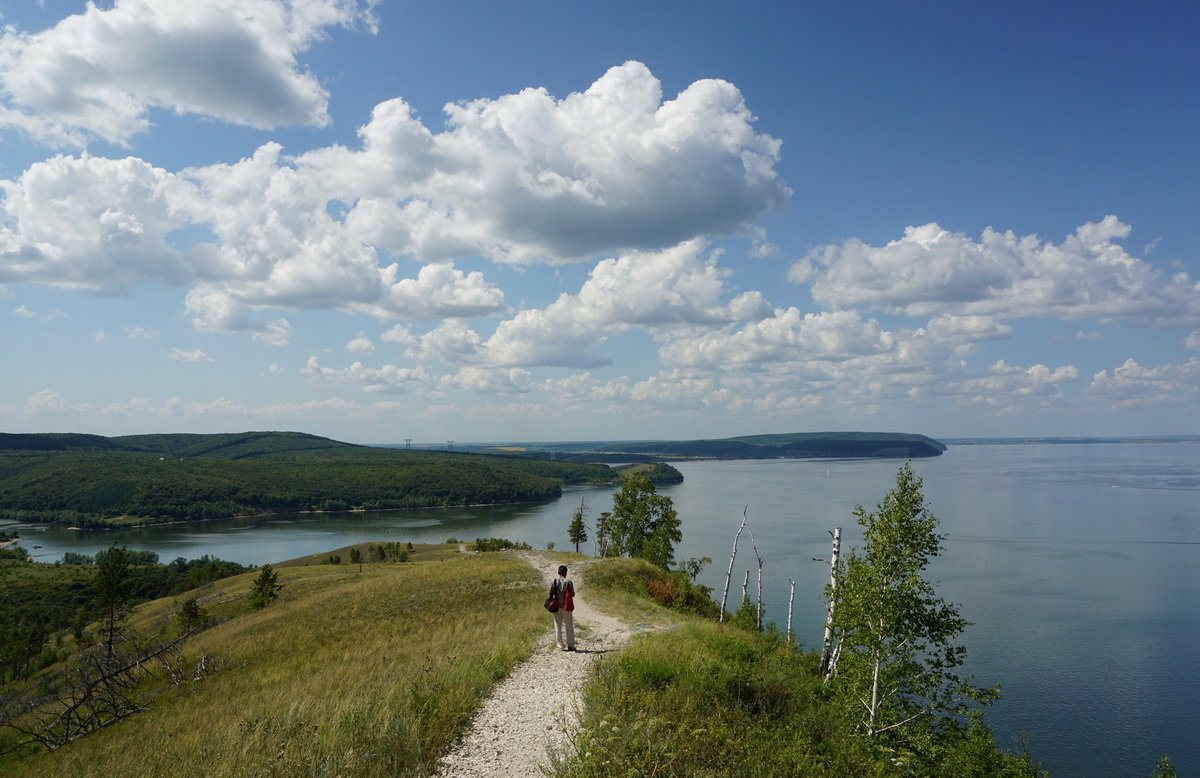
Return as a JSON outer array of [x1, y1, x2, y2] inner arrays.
[[0, 432, 616, 526], [0, 550, 1044, 777], [1, 545, 546, 776]]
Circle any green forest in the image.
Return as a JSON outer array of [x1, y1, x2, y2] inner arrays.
[[0, 432, 617, 526]]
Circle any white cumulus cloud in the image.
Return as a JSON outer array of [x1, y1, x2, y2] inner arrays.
[[1088, 357, 1200, 408], [312, 61, 790, 263], [0, 0, 377, 147], [346, 331, 375, 354], [794, 216, 1200, 326], [0, 62, 783, 341]]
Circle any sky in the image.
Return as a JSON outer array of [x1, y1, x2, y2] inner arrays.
[[1, 0, 1197, 444]]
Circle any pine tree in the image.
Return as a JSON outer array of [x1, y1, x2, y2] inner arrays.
[[248, 564, 282, 610], [567, 497, 589, 553], [177, 597, 209, 633], [94, 545, 131, 656]]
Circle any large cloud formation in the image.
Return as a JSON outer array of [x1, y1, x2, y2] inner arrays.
[[0, 61, 787, 336], [792, 216, 1200, 326], [0, 0, 377, 146], [315, 61, 791, 263]]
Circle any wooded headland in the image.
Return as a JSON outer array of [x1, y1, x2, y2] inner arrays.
[[454, 430, 946, 460]]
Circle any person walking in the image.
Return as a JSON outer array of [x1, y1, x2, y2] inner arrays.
[[550, 564, 576, 651]]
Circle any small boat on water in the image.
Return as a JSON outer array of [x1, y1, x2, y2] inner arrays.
[[32, 544, 42, 549]]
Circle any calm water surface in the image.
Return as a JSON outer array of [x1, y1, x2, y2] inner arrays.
[[5, 443, 1198, 777]]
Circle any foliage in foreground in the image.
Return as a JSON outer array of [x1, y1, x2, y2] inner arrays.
[[552, 621, 1042, 778], [585, 556, 719, 619], [1, 551, 545, 777]]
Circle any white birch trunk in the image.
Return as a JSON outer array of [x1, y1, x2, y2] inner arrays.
[[719, 508, 749, 622], [786, 579, 795, 643], [819, 527, 842, 680], [747, 527, 764, 630], [868, 653, 882, 736]]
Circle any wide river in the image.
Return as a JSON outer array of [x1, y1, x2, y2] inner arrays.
[[4, 442, 1198, 776]]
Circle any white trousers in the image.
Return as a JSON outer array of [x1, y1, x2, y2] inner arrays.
[[553, 609, 575, 648]]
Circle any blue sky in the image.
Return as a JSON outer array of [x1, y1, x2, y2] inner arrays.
[[1, 0, 1197, 444]]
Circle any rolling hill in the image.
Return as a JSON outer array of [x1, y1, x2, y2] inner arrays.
[[0, 431, 616, 526]]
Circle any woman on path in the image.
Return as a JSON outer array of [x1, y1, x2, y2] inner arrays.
[[550, 564, 576, 651]]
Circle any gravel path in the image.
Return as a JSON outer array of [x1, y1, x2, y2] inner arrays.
[[434, 552, 652, 778]]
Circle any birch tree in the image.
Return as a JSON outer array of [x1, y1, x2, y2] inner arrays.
[[608, 473, 681, 568], [827, 463, 996, 743]]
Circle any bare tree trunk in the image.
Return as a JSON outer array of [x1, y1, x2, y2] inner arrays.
[[719, 508, 749, 622], [741, 569, 749, 605], [786, 579, 796, 643], [747, 527, 764, 630], [819, 527, 842, 680]]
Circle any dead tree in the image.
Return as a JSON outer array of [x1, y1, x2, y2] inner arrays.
[[719, 508, 749, 622], [1, 631, 202, 754], [786, 579, 796, 644], [746, 526, 765, 630]]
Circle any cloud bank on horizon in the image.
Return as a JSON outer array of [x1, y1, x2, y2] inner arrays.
[[1, 0, 1197, 441]]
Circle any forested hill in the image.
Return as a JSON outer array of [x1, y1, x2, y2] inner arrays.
[[594, 431, 946, 459], [0, 431, 355, 457], [0, 432, 616, 527]]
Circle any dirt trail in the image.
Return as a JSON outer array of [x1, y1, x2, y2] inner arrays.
[[434, 552, 653, 778]]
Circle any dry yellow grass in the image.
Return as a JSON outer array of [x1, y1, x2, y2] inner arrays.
[[7, 550, 544, 777]]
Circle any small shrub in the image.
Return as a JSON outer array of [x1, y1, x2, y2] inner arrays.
[[644, 577, 677, 607], [473, 538, 532, 552]]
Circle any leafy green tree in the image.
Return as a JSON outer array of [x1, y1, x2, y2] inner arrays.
[[827, 462, 996, 744], [248, 564, 282, 610], [567, 498, 589, 553], [609, 473, 682, 568], [683, 556, 712, 582]]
